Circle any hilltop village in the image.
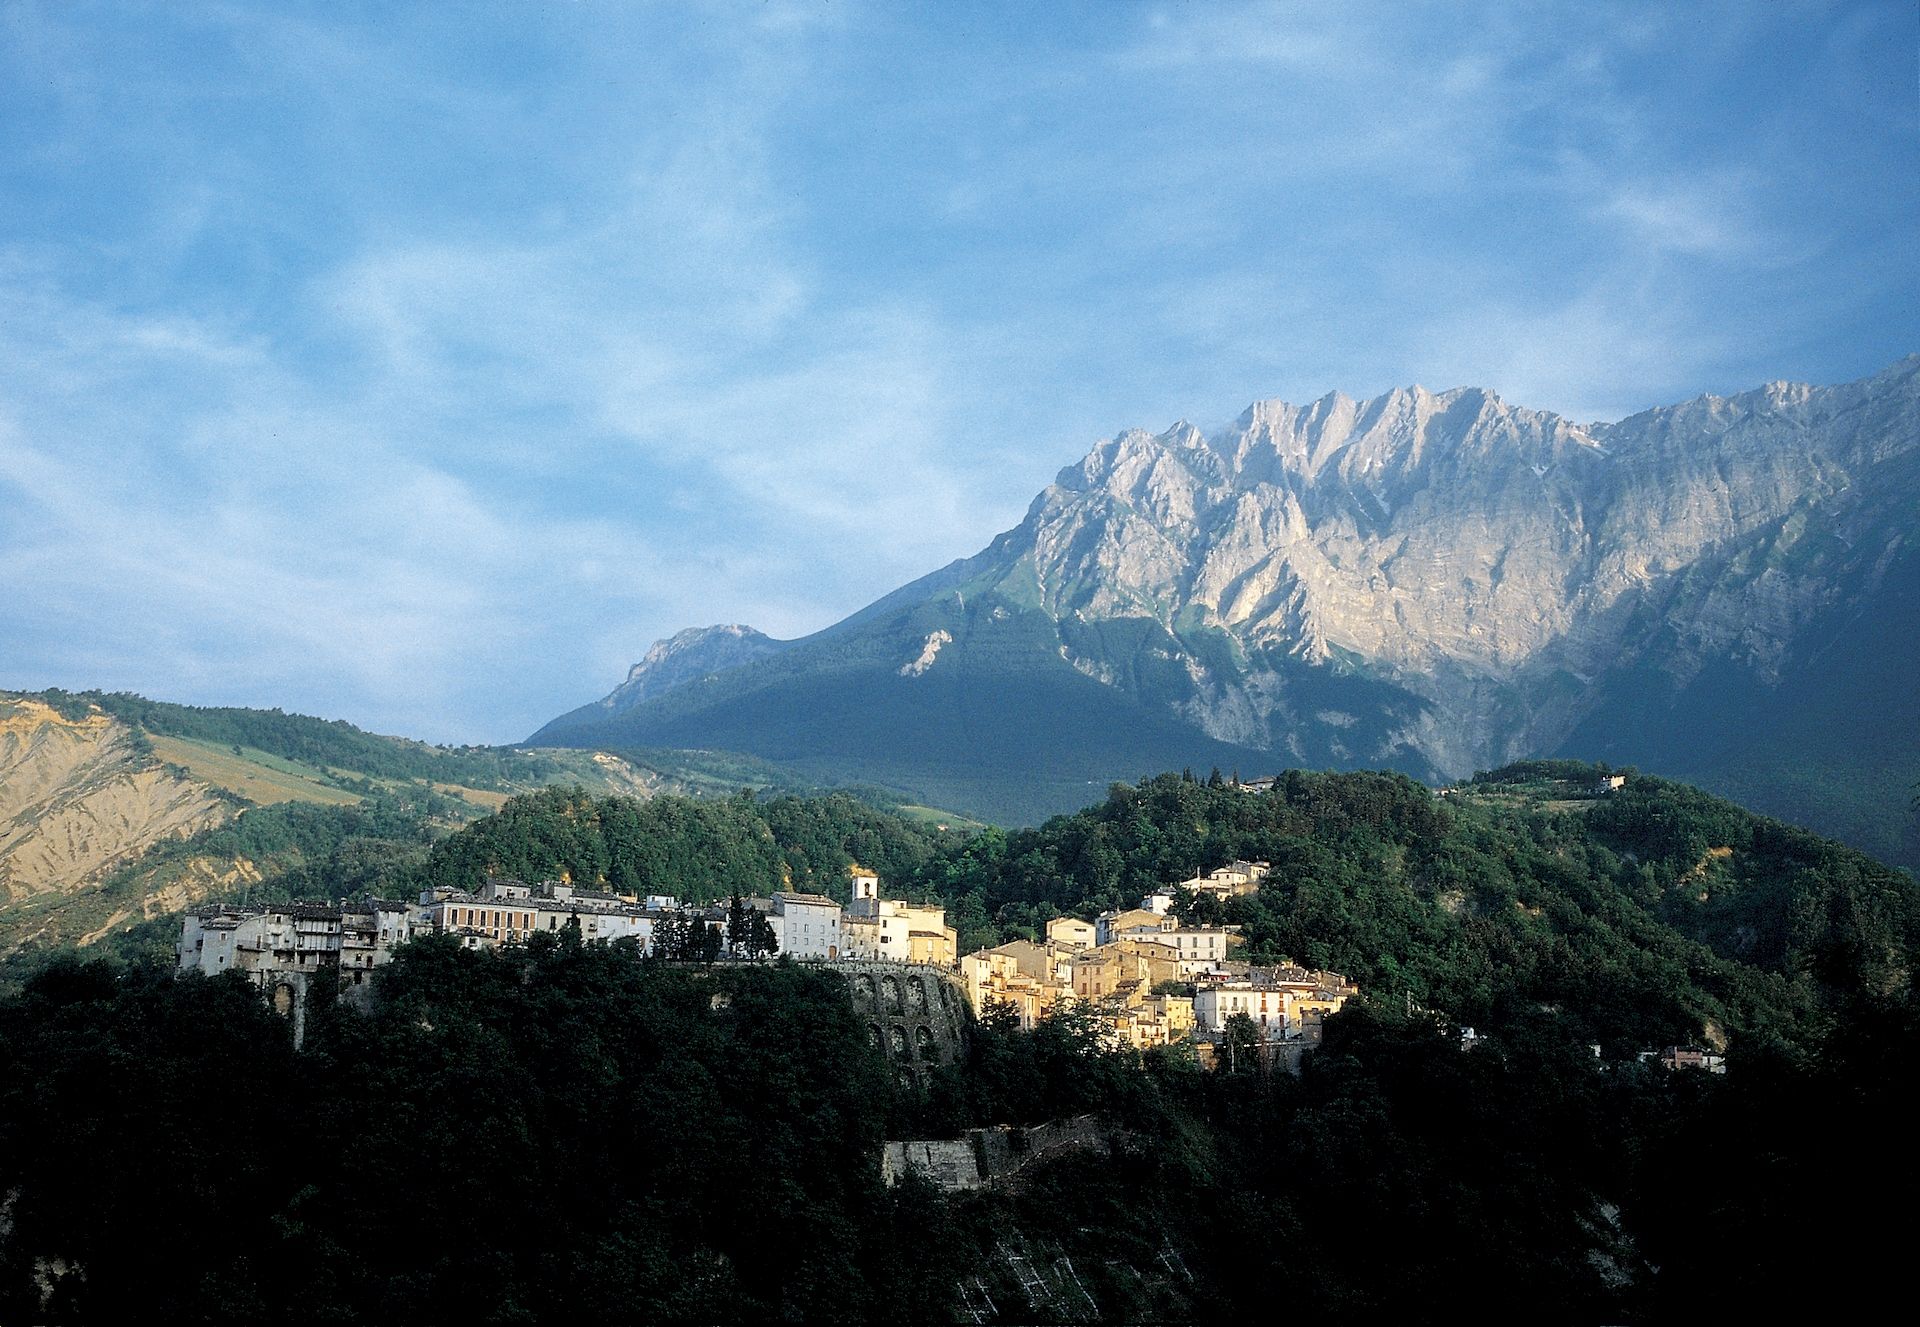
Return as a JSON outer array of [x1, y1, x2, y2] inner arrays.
[[177, 859, 1356, 1067]]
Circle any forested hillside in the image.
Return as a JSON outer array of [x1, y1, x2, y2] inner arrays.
[[2, 903, 1912, 1322], [893, 765, 1919, 1051], [300, 765, 1914, 1055], [42, 761, 1916, 1059], [411, 786, 950, 903], [1, 766, 1915, 1319]]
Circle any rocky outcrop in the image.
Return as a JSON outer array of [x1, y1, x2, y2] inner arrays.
[[965, 356, 1920, 775], [545, 625, 789, 731]]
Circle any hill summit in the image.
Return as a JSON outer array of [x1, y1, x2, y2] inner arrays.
[[533, 357, 1920, 859]]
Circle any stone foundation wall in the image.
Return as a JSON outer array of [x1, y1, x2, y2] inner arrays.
[[829, 959, 970, 1084], [881, 1116, 1114, 1190]]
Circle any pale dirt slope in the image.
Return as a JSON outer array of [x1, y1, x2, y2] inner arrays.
[[0, 692, 686, 956], [0, 697, 235, 907]]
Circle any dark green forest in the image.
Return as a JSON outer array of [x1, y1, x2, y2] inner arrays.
[[284, 765, 1914, 1054], [1, 767, 1915, 1322], [2, 933, 1913, 1322]]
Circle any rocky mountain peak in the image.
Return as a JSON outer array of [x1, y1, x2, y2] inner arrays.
[[601, 624, 788, 712], [626, 625, 765, 680], [987, 358, 1920, 768], [536, 356, 1918, 846]]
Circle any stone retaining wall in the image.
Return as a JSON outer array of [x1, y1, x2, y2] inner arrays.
[[827, 959, 971, 1085]]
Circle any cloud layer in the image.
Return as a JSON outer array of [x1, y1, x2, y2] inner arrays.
[[0, 1, 1913, 741]]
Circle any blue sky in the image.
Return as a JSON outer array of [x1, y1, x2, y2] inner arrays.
[[1, 1, 1914, 743]]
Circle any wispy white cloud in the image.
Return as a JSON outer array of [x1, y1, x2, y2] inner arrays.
[[0, 1, 1910, 741], [0, 5, 1035, 739], [1116, 4, 1341, 71]]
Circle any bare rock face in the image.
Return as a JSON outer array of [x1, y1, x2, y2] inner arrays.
[[971, 356, 1920, 775], [595, 625, 788, 712], [536, 356, 1919, 840]]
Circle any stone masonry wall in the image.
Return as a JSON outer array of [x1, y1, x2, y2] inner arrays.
[[831, 959, 970, 1085]]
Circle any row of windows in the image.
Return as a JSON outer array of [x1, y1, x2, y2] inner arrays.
[[448, 907, 536, 929], [441, 907, 652, 939]]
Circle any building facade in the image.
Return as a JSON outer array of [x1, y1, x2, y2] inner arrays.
[[841, 866, 957, 965], [1192, 965, 1357, 1040], [1045, 917, 1096, 950], [1170, 859, 1271, 900], [767, 890, 842, 959], [417, 877, 664, 950]]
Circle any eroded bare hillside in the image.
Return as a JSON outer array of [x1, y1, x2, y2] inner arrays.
[[0, 690, 765, 961], [0, 697, 235, 906]]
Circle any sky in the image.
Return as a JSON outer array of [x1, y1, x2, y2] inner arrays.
[[1, 1, 1915, 744]]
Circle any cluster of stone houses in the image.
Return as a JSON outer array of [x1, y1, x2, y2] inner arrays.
[[177, 865, 957, 980], [177, 855, 1352, 1067], [1164, 857, 1270, 902], [728, 867, 960, 965], [176, 868, 965, 1056], [179, 897, 423, 993], [178, 880, 674, 990], [960, 860, 1358, 1065]]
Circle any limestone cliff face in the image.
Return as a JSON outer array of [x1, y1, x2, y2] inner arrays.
[[968, 356, 1919, 775], [0, 697, 234, 906], [536, 357, 1919, 836]]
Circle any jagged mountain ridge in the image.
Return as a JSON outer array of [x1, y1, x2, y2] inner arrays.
[[533, 357, 1920, 844], [987, 357, 1918, 768]]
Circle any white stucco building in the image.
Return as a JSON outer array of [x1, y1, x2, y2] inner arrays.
[[1192, 965, 1357, 1040], [768, 890, 842, 958]]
